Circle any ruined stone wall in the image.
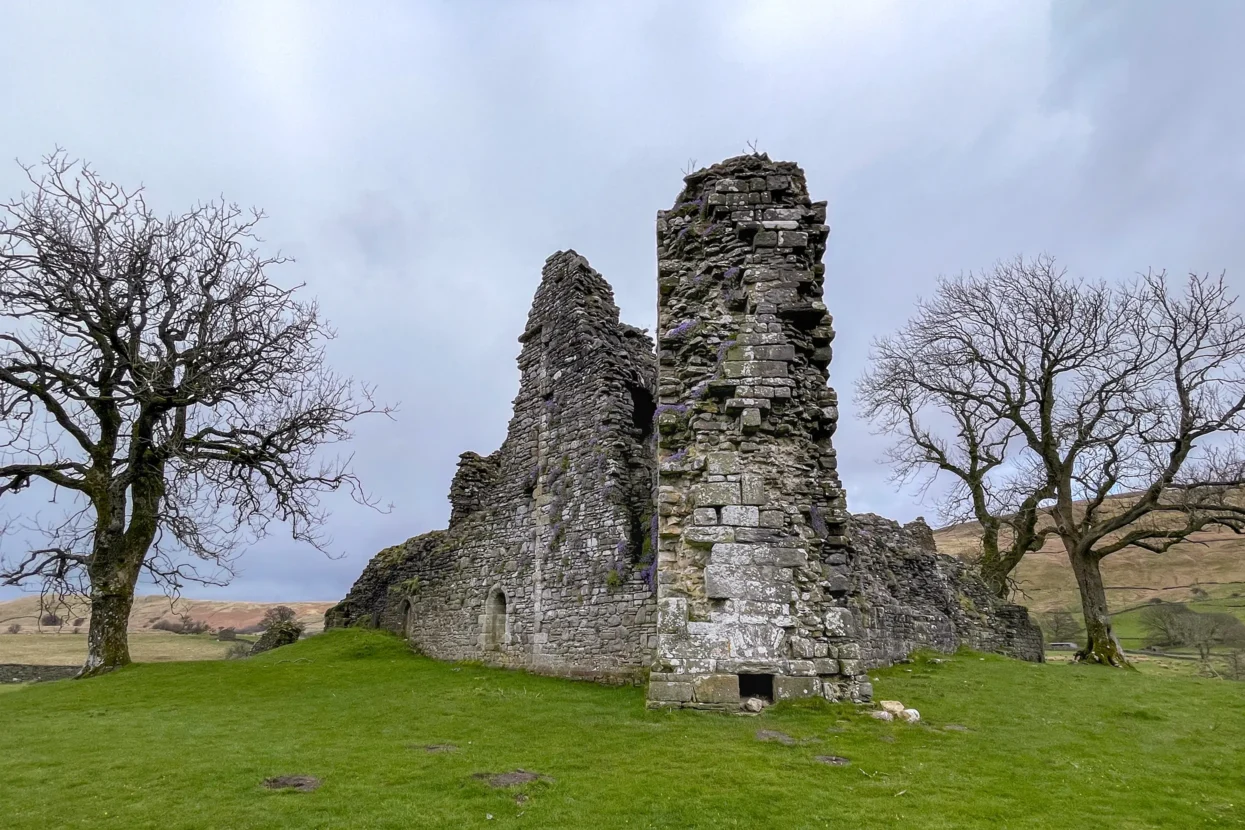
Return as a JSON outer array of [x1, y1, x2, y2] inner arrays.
[[329, 155, 1043, 701], [849, 514, 1044, 665], [648, 155, 868, 708], [326, 251, 658, 682]]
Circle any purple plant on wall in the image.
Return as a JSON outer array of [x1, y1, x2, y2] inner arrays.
[[715, 339, 737, 364], [665, 447, 688, 464], [724, 266, 741, 281], [641, 557, 657, 592], [664, 319, 697, 340], [610, 555, 629, 584], [652, 403, 689, 423]]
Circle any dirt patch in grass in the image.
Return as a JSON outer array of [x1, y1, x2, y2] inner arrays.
[[755, 729, 797, 745], [472, 770, 551, 788], [263, 775, 321, 792], [814, 755, 851, 766]]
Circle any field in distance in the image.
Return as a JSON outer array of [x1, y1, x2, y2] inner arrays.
[[0, 595, 334, 665]]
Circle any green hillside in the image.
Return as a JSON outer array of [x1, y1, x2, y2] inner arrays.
[[932, 497, 1245, 614]]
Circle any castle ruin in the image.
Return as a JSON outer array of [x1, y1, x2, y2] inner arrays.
[[326, 154, 1043, 709]]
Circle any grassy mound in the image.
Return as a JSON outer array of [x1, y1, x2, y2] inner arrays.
[[2, 629, 1242, 829]]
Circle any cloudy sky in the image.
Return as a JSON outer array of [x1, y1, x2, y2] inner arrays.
[[1, 0, 1242, 602]]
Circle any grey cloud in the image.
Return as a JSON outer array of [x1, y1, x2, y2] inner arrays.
[[1, 1, 1240, 601]]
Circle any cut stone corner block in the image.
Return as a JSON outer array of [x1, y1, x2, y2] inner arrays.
[[644, 668, 872, 710]]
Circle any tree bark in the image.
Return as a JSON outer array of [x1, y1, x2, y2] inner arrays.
[[979, 546, 1026, 599], [79, 467, 163, 678], [976, 523, 1011, 599], [1069, 548, 1131, 668], [80, 583, 135, 677]]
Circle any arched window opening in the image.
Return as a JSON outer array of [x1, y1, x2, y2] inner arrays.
[[401, 599, 416, 638], [483, 588, 508, 650]]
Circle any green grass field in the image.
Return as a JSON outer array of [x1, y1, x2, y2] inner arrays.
[[2, 629, 1243, 829]]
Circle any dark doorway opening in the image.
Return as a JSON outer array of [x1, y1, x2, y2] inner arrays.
[[401, 599, 415, 638], [484, 588, 507, 650], [629, 384, 656, 439], [738, 673, 774, 702]]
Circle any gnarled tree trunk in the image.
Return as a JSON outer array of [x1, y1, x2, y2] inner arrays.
[[79, 468, 163, 678], [1069, 549, 1130, 668], [81, 581, 136, 677], [979, 545, 1026, 599]]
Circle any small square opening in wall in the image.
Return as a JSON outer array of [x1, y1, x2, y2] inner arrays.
[[738, 673, 774, 702]]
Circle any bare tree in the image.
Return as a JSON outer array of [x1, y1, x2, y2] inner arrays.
[[1140, 603, 1245, 661], [1139, 602, 1193, 648], [1181, 612, 1245, 661], [858, 255, 1245, 667], [260, 605, 297, 630], [1040, 609, 1083, 642], [0, 151, 389, 676]]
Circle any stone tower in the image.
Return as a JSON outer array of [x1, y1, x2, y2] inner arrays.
[[647, 155, 869, 708]]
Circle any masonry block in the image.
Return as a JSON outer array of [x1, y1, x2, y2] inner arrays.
[[693, 673, 741, 705], [691, 482, 741, 507], [774, 676, 820, 700]]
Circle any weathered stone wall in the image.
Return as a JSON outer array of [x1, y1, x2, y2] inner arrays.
[[329, 155, 1043, 704], [648, 155, 867, 709], [326, 251, 658, 682], [0, 664, 79, 684], [849, 514, 1044, 665], [646, 155, 1041, 710]]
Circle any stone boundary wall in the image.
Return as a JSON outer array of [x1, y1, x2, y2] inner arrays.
[[1, 664, 79, 683]]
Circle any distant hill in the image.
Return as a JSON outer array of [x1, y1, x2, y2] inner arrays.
[[0, 594, 333, 634], [931, 493, 1245, 613]]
